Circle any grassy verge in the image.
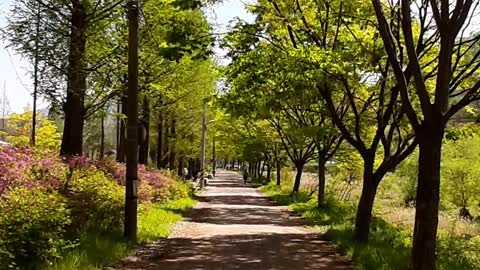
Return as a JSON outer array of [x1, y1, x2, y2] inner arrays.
[[261, 182, 480, 270], [44, 197, 197, 270]]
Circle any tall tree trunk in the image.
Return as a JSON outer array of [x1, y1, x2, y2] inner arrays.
[[178, 155, 185, 177], [60, 0, 87, 157], [195, 158, 201, 176], [117, 87, 127, 163], [266, 163, 272, 181], [275, 152, 281, 186], [156, 111, 163, 169], [139, 95, 150, 165], [411, 127, 444, 270], [256, 161, 261, 177], [187, 158, 194, 179], [317, 157, 326, 207], [276, 165, 281, 186], [261, 159, 266, 177], [162, 126, 170, 168], [169, 118, 176, 170], [100, 115, 105, 160], [353, 157, 378, 243], [292, 162, 304, 194], [116, 100, 121, 155]]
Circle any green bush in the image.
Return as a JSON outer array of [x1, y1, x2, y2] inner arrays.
[[437, 233, 480, 269], [441, 136, 480, 216], [168, 180, 192, 201], [0, 187, 72, 269], [67, 169, 124, 232]]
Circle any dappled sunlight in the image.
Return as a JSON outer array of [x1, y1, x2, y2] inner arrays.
[[115, 171, 352, 270]]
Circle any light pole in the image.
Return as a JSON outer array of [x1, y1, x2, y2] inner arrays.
[[199, 100, 215, 177], [212, 134, 216, 177], [200, 102, 207, 175]]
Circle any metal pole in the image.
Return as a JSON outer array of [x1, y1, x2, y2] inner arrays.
[[212, 134, 216, 177], [124, 0, 139, 244], [200, 101, 207, 175]]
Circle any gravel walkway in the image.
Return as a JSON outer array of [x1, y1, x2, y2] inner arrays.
[[114, 171, 352, 270]]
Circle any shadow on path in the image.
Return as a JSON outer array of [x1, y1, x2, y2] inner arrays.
[[115, 171, 352, 270]]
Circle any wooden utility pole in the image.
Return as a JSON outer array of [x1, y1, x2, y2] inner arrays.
[[31, 3, 40, 146], [124, 0, 139, 244]]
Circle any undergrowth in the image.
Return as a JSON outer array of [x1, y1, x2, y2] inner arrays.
[[44, 197, 196, 270], [261, 182, 480, 270]]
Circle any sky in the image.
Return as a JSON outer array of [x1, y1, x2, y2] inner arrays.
[[0, 0, 254, 114], [0, 0, 40, 113]]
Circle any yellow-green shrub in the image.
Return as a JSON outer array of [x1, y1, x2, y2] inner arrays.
[[67, 169, 124, 231], [0, 187, 72, 269]]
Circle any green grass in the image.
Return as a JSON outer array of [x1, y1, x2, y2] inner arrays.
[[42, 231, 130, 270], [261, 182, 480, 270], [138, 198, 197, 243], [44, 197, 197, 270]]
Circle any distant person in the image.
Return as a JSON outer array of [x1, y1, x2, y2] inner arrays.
[[183, 167, 188, 179], [243, 168, 248, 185]]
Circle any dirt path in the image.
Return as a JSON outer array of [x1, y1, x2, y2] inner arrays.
[[114, 171, 352, 270]]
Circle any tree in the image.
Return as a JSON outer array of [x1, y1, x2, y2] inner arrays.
[[231, 0, 417, 242], [0, 111, 61, 152], [370, 0, 480, 269], [5, 0, 125, 156], [442, 135, 480, 219]]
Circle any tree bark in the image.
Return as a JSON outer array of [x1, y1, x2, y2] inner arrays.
[[411, 127, 444, 270], [169, 118, 176, 170], [60, 0, 87, 157], [275, 152, 281, 186], [139, 95, 150, 165], [353, 158, 377, 243], [116, 100, 120, 155], [261, 159, 266, 177], [100, 115, 105, 160], [257, 161, 261, 177], [266, 163, 272, 181], [317, 157, 326, 207], [292, 162, 304, 194], [162, 125, 170, 168], [156, 111, 163, 169], [178, 155, 185, 177]]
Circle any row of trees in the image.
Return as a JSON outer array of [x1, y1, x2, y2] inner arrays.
[[4, 0, 218, 175], [4, 0, 220, 243], [220, 1, 480, 269]]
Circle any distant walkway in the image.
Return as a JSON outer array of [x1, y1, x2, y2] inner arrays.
[[115, 171, 351, 270]]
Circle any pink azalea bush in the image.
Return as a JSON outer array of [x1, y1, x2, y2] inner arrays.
[[0, 145, 192, 269]]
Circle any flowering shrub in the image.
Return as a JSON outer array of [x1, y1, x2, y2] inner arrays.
[[0, 145, 193, 269], [0, 147, 66, 195]]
